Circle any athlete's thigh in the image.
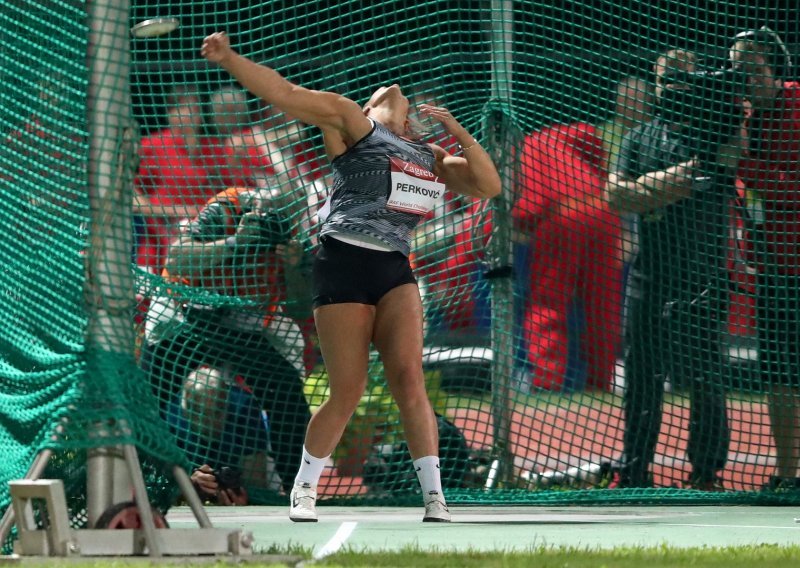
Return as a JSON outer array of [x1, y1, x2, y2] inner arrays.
[[314, 302, 375, 392], [372, 283, 424, 380]]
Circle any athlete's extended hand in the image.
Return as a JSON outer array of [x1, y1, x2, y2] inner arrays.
[[201, 32, 235, 65], [417, 104, 467, 136]]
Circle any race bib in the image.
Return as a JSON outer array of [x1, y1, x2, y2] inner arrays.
[[386, 157, 445, 215]]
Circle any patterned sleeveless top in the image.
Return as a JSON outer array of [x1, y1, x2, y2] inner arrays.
[[318, 120, 440, 256]]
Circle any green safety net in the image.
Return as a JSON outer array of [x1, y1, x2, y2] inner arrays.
[[2, 0, 800, 533]]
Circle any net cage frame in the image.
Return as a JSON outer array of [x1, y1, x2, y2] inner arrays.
[[2, 1, 800, 554], [0, 0, 251, 557]]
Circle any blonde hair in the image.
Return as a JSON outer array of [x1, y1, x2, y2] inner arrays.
[[405, 113, 433, 141]]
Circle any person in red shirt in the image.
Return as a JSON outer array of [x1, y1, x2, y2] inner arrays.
[[134, 85, 217, 272], [731, 27, 800, 490], [204, 86, 278, 189], [513, 121, 623, 391], [418, 198, 492, 347], [513, 74, 651, 392]]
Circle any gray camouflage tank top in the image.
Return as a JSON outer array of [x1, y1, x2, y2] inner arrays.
[[318, 119, 439, 256]]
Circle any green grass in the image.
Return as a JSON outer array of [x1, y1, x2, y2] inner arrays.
[[34, 545, 800, 568], [26, 544, 800, 567], [321, 544, 800, 567]]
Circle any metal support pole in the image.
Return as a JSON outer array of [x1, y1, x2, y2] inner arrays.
[[172, 466, 213, 529], [83, 0, 167, 551], [122, 445, 160, 557], [0, 450, 52, 546], [86, 446, 133, 527], [485, 1, 516, 488]]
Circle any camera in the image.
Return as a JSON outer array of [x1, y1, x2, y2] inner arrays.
[[213, 466, 242, 491], [239, 189, 293, 247], [255, 209, 292, 247], [658, 67, 748, 160]]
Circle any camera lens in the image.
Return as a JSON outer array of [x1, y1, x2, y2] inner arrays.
[[257, 210, 292, 246], [214, 466, 242, 490]]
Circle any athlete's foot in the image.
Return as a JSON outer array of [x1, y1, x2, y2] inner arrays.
[[289, 482, 318, 522], [423, 492, 451, 523]]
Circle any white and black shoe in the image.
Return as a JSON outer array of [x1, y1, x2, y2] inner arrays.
[[289, 482, 318, 522], [423, 492, 451, 523]]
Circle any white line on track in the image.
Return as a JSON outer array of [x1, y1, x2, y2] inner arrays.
[[313, 521, 358, 560], [658, 523, 800, 530]]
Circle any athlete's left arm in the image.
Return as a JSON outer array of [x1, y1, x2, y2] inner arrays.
[[430, 143, 501, 199], [419, 104, 501, 199]]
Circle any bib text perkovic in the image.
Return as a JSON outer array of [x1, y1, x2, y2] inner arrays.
[[386, 157, 445, 215]]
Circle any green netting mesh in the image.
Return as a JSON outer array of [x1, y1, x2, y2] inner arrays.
[[2, 0, 800, 533], [0, 0, 186, 536]]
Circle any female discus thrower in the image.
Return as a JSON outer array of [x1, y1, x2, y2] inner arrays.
[[201, 32, 501, 522]]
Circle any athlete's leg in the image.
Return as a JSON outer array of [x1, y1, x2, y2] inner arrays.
[[372, 283, 437, 459], [304, 302, 375, 459], [373, 282, 450, 521]]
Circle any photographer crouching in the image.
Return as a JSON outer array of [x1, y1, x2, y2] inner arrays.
[[603, 49, 747, 489], [140, 185, 313, 499]]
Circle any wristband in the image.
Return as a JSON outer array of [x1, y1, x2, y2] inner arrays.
[[460, 140, 479, 152]]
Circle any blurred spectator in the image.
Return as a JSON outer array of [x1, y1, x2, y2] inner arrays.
[[603, 49, 741, 489], [202, 87, 326, 372], [599, 76, 655, 321], [141, 185, 313, 494], [731, 28, 800, 491], [133, 85, 217, 273], [599, 75, 654, 168], [511, 75, 651, 392], [204, 86, 276, 189], [419, 197, 492, 347]]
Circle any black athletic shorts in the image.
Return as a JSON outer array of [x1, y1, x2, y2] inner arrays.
[[757, 271, 800, 386], [312, 235, 417, 308]]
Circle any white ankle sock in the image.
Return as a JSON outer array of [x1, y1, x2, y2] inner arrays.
[[294, 446, 329, 487], [413, 455, 446, 502]]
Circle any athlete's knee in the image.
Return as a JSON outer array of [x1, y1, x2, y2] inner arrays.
[[389, 375, 429, 409], [325, 382, 367, 413]]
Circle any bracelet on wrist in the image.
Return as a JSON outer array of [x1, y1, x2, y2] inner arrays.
[[460, 140, 480, 152]]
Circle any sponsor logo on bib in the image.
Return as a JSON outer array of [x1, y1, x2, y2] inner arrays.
[[386, 157, 445, 215]]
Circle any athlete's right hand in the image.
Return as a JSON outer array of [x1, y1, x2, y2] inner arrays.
[[201, 32, 234, 64]]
